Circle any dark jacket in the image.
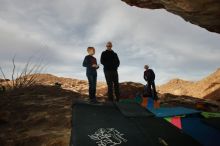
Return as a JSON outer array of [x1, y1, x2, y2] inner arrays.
[[100, 50, 120, 71], [83, 55, 97, 75], [144, 69, 155, 82]]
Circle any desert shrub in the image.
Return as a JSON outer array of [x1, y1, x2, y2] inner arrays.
[[0, 56, 46, 91]]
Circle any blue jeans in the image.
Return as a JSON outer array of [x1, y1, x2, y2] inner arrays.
[[87, 74, 97, 100]]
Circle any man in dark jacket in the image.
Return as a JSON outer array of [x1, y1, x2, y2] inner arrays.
[[144, 65, 158, 100], [101, 42, 120, 102]]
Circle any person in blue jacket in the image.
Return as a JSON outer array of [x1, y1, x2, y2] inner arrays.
[[83, 47, 99, 103]]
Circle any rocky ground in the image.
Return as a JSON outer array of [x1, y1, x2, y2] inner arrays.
[[1, 1, 220, 145], [0, 74, 111, 146], [160, 93, 220, 112], [0, 85, 84, 146]]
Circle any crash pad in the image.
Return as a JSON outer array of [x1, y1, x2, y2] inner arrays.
[[201, 112, 220, 118], [148, 107, 200, 117], [147, 98, 154, 109], [119, 95, 143, 104], [133, 117, 201, 146], [141, 97, 148, 108], [141, 97, 160, 109], [71, 102, 151, 146], [70, 102, 201, 146], [202, 117, 220, 131], [116, 102, 154, 117], [171, 116, 182, 129], [181, 117, 220, 146], [119, 98, 136, 103]]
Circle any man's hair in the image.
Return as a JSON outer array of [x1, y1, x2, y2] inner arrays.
[[106, 41, 112, 47], [144, 65, 149, 69]]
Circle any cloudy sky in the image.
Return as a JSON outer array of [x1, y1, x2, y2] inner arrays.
[[0, 0, 220, 85]]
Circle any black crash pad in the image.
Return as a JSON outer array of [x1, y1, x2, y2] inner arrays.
[[116, 102, 154, 117], [71, 103, 149, 146], [203, 117, 220, 131], [70, 102, 201, 146], [133, 117, 202, 146]]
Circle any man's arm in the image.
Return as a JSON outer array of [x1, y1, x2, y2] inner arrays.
[[144, 71, 148, 82], [100, 52, 105, 65], [115, 53, 120, 67]]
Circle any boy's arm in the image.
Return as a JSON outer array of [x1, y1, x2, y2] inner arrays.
[[83, 56, 88, 67], [95, 58, 99, 69]]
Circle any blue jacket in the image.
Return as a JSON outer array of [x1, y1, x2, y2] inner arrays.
[[83, 55, 97, 75]]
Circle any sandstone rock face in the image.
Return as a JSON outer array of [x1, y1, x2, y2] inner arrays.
[[28, 74, 145, 99], [160, 93, 220, 112], [119, 82, 144, 98], [21, 74, 107, 97], [121, 0, 220, 33], [158, 68, 220, 101]]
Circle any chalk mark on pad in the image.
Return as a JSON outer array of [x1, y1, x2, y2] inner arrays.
[[88, 128, 127, 146]]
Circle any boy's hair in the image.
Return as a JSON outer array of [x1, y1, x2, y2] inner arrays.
[[87, 47, 95, 52]]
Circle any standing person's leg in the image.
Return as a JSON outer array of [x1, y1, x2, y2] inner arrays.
[[151, 81, 158, 100], [91, 74, 97, 101], [94, 75, 97, 98], [87, 74, 93, 100], [147, 81, 153, 97], [112, 71, 120, 102], [104, 71, 113, 101]]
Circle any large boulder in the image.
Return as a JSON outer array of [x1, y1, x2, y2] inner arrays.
[[121, 0, 220, 33]]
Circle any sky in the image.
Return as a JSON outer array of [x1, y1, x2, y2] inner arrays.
[[0, 0, 220, 85]]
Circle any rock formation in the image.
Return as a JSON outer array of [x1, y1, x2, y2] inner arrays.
[[22, 74, 145, 99], [121, 0, 220, 33], [158, 68, 220, 100]]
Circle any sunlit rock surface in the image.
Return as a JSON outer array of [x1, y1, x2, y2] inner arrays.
[[122, 0, 220, 33]]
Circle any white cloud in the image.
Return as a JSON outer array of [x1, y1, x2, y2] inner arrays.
[[0, 0, 220, 85]]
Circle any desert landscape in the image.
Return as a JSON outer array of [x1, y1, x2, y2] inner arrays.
[[158, 68, 220, 100], [0, 68, 220, 146], [0, 0, 220, 145]]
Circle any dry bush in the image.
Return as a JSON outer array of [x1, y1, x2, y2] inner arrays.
[[0, 56, 46, 91]]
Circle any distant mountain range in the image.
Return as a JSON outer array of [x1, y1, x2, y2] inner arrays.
[[158, 68, 220, 101], [31, 68, 220, 101], [1, 68, 220, 101]]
